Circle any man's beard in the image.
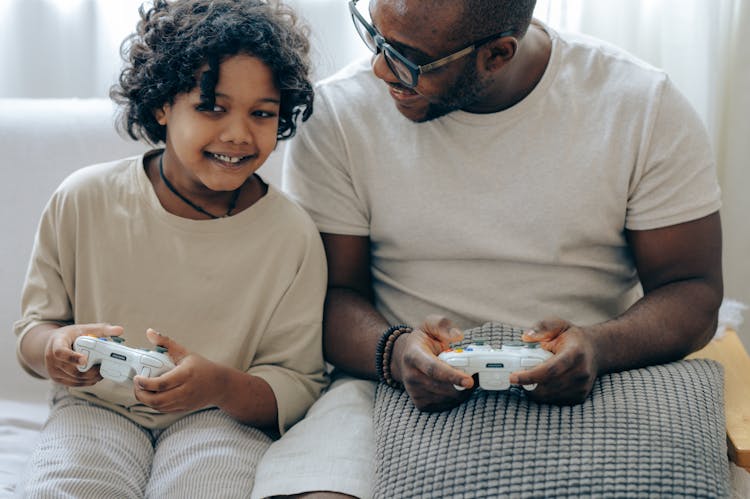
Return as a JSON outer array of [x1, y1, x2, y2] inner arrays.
[[420, 61, 484, 122]]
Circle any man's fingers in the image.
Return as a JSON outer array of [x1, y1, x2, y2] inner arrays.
[[509, 342, 577, 386], [412, 348, 473, 389], [420, 315, 463, 347], [522, 317, 571, 342]]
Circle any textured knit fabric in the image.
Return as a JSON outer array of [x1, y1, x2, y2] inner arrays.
[[283, 22, 721, 331], [373, 323, 729, 498], [14, 152, 328, 433], [18, 387, 271, 498]]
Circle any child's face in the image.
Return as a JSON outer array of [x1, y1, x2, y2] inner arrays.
[[156, 54, 281, 194]]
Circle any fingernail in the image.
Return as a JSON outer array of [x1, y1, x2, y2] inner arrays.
[[461, 378, 473, 388], [524, 328, 541, 337]]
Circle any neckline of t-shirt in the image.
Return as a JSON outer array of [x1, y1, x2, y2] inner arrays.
[[133, 150, 277, 234], [444, 21, 561, 127]]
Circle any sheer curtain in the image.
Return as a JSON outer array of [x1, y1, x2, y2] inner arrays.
[[0, 0, 368, 97], [1, 0, 747, 318]]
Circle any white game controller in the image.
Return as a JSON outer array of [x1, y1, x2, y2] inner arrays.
[[74, 335, 175, 383], [439, 340, 552, 391]]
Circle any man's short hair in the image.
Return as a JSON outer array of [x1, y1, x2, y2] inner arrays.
[[447, 0, 537, 43]]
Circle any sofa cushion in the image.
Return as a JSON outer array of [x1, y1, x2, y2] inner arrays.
[[373, 322, 728, 498]]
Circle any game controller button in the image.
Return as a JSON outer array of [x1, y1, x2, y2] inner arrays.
[[141, 357, 164, 368], [111, 336, 125, 344], [155, 346, 168, 354], [455, 348, 464, 353]]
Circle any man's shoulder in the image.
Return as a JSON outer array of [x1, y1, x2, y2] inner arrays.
[[317, 56, 373, 87], [551, 24, 667, 82], [265, 186, 322, 235], [314, 57, 383, 106]]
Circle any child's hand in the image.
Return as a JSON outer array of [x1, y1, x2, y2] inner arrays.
[[45, 323, 124, 387], [133, 328, 226, 413]]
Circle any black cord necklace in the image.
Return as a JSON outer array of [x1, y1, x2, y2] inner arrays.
[[158, 154, 241, 219]]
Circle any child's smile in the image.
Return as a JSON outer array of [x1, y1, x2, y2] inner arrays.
[[206, 151, 256, 166], [154, 53, 281, 218]]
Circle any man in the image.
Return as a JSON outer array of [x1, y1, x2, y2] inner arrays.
[[251, 0, 722, 497]]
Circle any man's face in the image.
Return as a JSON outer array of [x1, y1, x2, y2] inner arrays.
[[368, 0, 486, 122]]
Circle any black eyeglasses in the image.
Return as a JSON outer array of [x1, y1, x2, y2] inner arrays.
[[349, 0, 514, 88]]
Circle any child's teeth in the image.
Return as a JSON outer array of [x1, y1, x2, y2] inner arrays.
[[214, 153, 241, 163]]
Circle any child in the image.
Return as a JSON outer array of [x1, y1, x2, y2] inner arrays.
[[13, 0, 327, 496]]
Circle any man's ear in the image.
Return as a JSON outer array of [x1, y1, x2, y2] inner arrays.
[[479, 37, 518, 73]]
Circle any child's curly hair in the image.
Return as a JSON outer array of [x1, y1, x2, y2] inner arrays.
[[110, 0, 313, 144]]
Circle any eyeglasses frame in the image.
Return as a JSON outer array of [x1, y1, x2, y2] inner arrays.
[[349, 0, 515, 88]]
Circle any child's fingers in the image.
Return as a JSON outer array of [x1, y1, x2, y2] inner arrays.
[[145, 328, 186, 363], [134, 369, 183, 394], [74, 323, 124, 338]]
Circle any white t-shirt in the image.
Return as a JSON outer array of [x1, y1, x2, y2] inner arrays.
[[284, 24, 721, 330], [15, 153, 328, 433]]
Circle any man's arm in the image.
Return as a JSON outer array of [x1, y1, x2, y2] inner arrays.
[[592, 211, 723, 369], [512, 212, 723, 403], [321, 233, 473, 410], [320, 233, 388, 379]]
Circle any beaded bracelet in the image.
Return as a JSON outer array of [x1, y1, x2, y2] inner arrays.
[[375, 324, 412, 389]]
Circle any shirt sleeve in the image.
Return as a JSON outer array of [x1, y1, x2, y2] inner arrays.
[[13, 190, 75, 378], [625, 76, 721, 230], [246, 224, 329, 434], [282, 87, 371, 236]]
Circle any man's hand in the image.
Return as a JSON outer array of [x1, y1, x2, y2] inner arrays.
[[509, 318, 598, 405], [134, 328, 226, 413], [391, 315, 475, 411], [44, 323, 124, 387]]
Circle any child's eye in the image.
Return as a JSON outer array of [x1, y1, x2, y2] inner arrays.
[[253, 110, 278, 118], [196, 103, 225, 113]]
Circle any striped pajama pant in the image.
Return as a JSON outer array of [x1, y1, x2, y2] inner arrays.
[[17, 390, 272, 498]]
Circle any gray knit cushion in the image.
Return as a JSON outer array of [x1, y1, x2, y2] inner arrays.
[[373, 323, 729, 498]]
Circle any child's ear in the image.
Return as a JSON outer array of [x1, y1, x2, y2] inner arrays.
[[154, 106, 167, 126]]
